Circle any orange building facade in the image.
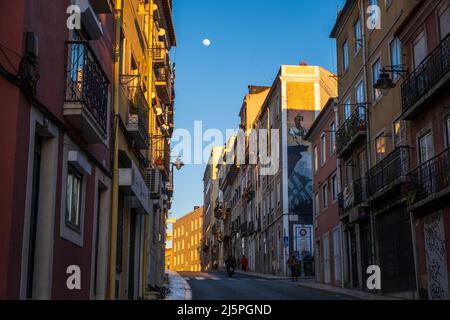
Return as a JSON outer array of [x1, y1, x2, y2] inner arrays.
[[172, 207, 203, 272]]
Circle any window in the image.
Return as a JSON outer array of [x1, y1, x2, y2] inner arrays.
[[332, 175, 338, 201], [390, 38, 402, 80], [372, 58, 382, 100], [314, 146, 319, 172], [342, 40, 349, 71], [315, 193, 320, 215], [375, 134, 386, 162], [330, 122, 336, 154], [356, 81, 366, 118], [418, 132, 434, 163], [66, 167, 82, 232], [393, 119, 402, 147], [354, 18, 362, 53], [344, 98, 351, 120], [413, 31, 428, 69], [322, 184, 328, 209], [368, 0, 379, 29], [320, 133, 327, 165], [439, 4, 450, 40]]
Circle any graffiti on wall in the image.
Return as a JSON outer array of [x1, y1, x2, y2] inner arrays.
[[424, 211, 450, 300]]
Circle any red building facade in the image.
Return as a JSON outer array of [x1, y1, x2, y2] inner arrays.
[[0, 0, 114, 299], [397, 0, 450, 300], [305, 98, 342, 287]]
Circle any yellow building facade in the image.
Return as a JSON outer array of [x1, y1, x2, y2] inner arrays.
[[172, 207, 204, 272]]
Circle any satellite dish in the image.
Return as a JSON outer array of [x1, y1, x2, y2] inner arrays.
[[159, 28, 166, 37]]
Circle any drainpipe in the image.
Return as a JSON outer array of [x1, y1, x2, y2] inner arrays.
[[109, 0, 124, 300], [334, 102, 345, 289], [142, 0, 155, 298], [359, 0, 376, 274]]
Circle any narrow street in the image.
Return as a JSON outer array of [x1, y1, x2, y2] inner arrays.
[[179, 271, 350, 300]]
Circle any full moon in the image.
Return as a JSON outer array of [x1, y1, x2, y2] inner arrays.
[[202, 39, 211, 47]]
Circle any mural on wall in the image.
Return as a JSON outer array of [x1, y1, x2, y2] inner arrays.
[[287, 109, 315, 224]]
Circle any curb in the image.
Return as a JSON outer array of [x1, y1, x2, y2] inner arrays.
[[165, 270, 192, 300], [233, 270, 290, 281], [297, 282, 403, 300]]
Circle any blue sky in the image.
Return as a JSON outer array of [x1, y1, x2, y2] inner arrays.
[[170, 0, 346, 219]]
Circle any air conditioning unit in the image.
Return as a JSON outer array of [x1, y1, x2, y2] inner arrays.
[[147, 168, 161, 199], [153, 41, 167, 62]]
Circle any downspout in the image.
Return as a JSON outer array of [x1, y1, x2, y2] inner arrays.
[[359, 0, 376, 277], [109, 0, 123, 300], [142, 0, 155, 297], [334, 101, 345, 289]]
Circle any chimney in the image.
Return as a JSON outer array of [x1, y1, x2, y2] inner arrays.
[[194, 206, 200, 210], [299, 60, 308, 66]]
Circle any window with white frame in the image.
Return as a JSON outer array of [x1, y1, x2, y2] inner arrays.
[[330, 122, 336, 154], [418, 132, 434, 164], [393, 119, 402, 147], [354, 18, 362, 53], [320, 133, 327, 165], [66, 166, 82, 232], [322, 184, 328, 209], [439, 4, 450, 40], [413, 31, 428, 69], [315, 193, 320, 215], [314, 145, 319, 172], [356, 81, 366, 118], [375, 134, 386, 162], [390, 38, 402, 80], [372, 58, 382, 100], [342, 40, 349, 71], [332, 174, 338, 201], [344, 97, 351, 120]]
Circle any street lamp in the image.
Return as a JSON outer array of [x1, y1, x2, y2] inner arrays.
[[374, 65, 409, 95], [172, 156, 184, 171]]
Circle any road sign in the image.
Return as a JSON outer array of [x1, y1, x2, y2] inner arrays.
[[284, 236, 289, 248]]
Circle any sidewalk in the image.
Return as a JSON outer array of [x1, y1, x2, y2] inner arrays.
[[164, 270, 192, 300], [297, 281, 404, 300], [234, 269, 314, 281]]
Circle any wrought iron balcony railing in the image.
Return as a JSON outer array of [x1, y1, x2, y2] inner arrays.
[[336, 106, 367, 157], [367, 146, 410, 198], [155, 64, 174, 104], [126, 85, 149, 149], [338, 178, 366, 215], [407, 147, 450, 207], [240, 221, 248, 235], [65, 41, 108, 134], [248, 221, 255, 234], [401, 34, 450, 118]]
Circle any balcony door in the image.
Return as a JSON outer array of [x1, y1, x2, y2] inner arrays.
[[418, 132, 435, 195]]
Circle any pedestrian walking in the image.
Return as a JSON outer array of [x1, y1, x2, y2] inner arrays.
[[240, 255, 249, 271], [287, 253, 298, 281]]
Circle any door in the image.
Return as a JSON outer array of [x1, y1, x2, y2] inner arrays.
[[128, 213, 137, 299], [424, 211, 450, 300], [333, 227, 342, 283], [323, 233, 331, 284]]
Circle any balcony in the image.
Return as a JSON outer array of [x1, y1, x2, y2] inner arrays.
[[367, 146, 410, 200], [240, 221, 248, 235], [336, 106, 367, 158], [248, 221, 255, 234], [125, 85, 149, 150], [214, 200, 224, 220], [406, 148, 450, 211], [402, 34, 450, 120], [155, 64, 174, 104], [152, 135, 170, 180], [64, 41, 108, 144], [338, 178, 367, 216]]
